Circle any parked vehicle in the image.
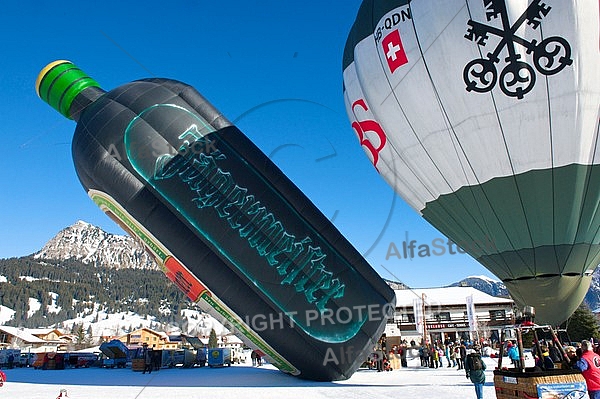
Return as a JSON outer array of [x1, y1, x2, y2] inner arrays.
[[99, 340, 129, 368], [32, 353, 45, 369], [181, 336, 210, 367], [207, 348, 231, 367], [18, 352, 37, 367], [0, 349, 20, 368], [39, 352, 65, 370], [196, 347, 207, 367], [162, 348, 195, 368], [64, 352, 99, 368]]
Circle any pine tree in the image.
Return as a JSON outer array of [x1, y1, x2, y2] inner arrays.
[[74, 323, 86, 349], [208, 328, 218, 348], [562, 303, 600, 342], [84, 325, 94, 346]]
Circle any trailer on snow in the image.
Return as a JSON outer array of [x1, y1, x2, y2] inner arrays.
[[99, 340, 129, 368]]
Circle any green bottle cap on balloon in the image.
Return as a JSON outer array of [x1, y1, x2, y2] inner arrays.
[[36, 60, 102, 119]]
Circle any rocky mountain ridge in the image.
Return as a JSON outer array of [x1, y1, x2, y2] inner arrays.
[[34, 220, 158, 270]]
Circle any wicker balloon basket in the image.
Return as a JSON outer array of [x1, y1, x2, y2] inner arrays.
[[494, 369, 586, 399], [131, 358, 145, 372]]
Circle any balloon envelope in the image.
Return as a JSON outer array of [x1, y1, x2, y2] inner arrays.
[[343, 0, 600, 325], [37, 61, 396, 381]]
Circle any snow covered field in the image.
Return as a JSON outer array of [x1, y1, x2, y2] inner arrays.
[[1, 356, 501, 399]]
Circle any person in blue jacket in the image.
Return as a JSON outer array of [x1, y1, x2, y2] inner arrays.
[[507, 341, 521, 369]]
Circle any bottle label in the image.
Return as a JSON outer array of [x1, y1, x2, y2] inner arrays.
[[89, 189, 299, 375]]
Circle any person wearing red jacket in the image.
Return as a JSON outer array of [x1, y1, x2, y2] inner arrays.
[[575, 340, 600, 399]]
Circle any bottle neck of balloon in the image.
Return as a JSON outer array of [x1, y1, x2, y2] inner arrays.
[[69, 86, 106, 122]]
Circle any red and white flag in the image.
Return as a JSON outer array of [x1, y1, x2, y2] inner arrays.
[[382, 29, 408, 73]]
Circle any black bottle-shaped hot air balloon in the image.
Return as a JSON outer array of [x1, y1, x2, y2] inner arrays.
[[36, 60, 395, 381]]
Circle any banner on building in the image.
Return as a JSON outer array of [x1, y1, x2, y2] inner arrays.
[[466, 295, 478, 335], [413, 296, 424, 336]]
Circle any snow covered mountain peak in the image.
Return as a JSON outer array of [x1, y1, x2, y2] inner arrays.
[[33, 221, 158, 270]]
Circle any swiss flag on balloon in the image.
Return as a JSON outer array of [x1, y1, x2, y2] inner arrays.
[[382, 30, 408, 73]]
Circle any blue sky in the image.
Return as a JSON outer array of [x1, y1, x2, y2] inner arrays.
[[0, 1, 497, 287]]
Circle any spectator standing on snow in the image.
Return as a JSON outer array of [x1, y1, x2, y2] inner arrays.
[[438, 346, 445, 368], [457, 343, 467, 370], [465, 345, 486, 399], [143, 348, 153, 374], [431, 344, 438, 368], [450, 344, 457, 367], [575, 340, 600, 399], [507, 342, 521, 369], [400, 343, 408, 368], [445, 344, 452, 368], [421, 345, 428, 368]]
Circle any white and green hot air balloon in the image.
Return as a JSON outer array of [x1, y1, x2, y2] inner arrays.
[[343, 0, 600, 326]]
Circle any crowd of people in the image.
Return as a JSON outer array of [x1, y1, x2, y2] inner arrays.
[[365, 336, 408, 372], [364, 335, 600, 399], [417, 340, 468, 369], [503, 337, 600, 373], [503, 338, 600, 399], [366, 336, 481, 372], [364, 335, 491, 399]]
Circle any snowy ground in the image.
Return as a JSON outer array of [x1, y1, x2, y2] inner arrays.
[[0, 356, 504, 399]]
